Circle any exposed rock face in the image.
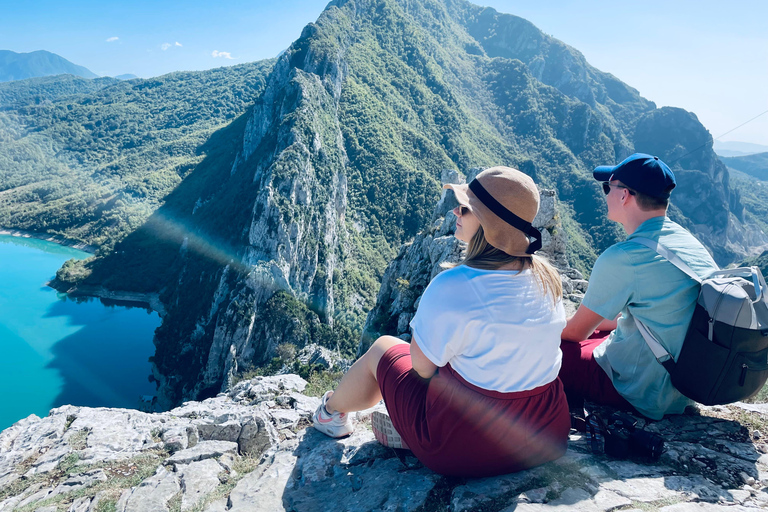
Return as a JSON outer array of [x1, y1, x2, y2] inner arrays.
[[149, 31, 353, 409], [2, 375, 767, 511], [359, 167, 584, 353]]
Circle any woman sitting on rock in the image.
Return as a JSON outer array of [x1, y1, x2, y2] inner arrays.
[[313, 167, 570, 478]]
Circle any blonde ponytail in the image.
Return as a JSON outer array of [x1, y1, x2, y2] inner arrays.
[[446, 225, 562, 304]]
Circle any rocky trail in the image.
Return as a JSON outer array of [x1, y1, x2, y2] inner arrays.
[[2, 375, 767, 512]]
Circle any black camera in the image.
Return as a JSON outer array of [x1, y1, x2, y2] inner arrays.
[[587, 411, 664, 461]]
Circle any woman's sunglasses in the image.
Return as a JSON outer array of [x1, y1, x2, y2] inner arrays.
[[457, 205, 470, 216], [602, 182, 636, 196]]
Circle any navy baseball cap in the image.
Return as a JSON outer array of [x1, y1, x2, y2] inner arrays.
[[593, 153, 676, 198]]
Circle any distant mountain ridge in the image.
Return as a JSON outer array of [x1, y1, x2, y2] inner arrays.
[[721, 152, 768, 182], [0, 50, 98, 82], [714, 140, 768, 157]]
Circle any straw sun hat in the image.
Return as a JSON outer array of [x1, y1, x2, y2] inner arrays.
[[443, 167, 542, 257]]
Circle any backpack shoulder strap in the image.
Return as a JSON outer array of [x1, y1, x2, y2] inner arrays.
[[634, 317, 677, 375], [629, 237, 702, 283], [626, 236, 698, 375]]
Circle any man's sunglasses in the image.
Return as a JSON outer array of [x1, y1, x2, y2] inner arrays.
[[602, 182, 636, 196]]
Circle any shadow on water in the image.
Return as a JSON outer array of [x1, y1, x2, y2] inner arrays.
[[43, 295, 161, 411]]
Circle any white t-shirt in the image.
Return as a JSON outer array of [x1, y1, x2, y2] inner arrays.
[[409, 265, 566, 393]]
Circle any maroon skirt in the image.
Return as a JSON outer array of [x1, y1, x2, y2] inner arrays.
[[377, 343, 570, 478]]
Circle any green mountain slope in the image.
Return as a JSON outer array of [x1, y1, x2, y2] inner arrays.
[[0, 50, 98, 82], [729, 169, 768, 239], [0, 75, 118, 107], [721, 152, 768, 181], [0, 61, 275, 248]]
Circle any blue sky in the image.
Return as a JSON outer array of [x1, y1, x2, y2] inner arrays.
[[1, 0, 766, 145]]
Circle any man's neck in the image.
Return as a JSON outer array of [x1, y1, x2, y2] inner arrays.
[[622, 211, 667, 235]]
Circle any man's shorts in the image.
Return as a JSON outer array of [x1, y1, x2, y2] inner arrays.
[[558, 332, 633, 410]]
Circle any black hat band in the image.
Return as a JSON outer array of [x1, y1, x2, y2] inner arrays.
[[468, 179, 542, 254]]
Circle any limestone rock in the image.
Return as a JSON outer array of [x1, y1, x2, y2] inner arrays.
[[167, 441, 239, 465], [227, 374, 308, 403], [1, 375, 767, 512], [68, 497, 92, 512], [115, 465, 180, 512], [177, 459, 224, 511], [292, 343, 351, 372]]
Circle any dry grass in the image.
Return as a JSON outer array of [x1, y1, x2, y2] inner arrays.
[[12, 450, 167, 512]]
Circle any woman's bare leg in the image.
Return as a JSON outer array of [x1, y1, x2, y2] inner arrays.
[[325, 336, 407, 414]]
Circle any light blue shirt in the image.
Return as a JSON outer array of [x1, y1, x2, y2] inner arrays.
[[584, 217, 719, 419]]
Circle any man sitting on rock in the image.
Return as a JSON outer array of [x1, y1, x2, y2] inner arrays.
[[560, 154, 719, 420]]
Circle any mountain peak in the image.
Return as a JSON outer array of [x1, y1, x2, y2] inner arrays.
[[0, 49, 98, 82]]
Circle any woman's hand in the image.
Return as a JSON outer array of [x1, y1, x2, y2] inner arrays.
[[410, 338, 438, 379]]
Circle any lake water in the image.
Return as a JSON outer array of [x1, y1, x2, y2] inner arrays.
[[0, 235, 161, 431]]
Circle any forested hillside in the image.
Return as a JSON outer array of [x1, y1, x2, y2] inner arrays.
[[728, 169, 768, 243], [0, 75, 118, 107], [0, 60, 275, 249]]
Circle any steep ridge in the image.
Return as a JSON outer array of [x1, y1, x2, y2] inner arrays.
[[78, 0, 767, 407], [633, 108, 768, 263]]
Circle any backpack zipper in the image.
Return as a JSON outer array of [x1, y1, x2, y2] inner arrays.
[[739, 360, 768, 386], [708, 283, 733, 341]]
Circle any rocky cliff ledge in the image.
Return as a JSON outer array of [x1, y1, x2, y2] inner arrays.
[[2, 375, 768, 512]]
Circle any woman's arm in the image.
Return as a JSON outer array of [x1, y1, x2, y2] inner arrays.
[[410, 338, 438, 379]]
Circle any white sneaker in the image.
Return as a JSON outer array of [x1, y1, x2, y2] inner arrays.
[[313, 391, 355, 438]]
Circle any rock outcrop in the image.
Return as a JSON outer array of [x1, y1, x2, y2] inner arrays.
[[2, 375, 768, 511]]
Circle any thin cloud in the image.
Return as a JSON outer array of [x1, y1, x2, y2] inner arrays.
[[161, 41, 183, 51], [106, 37, 119, 43], [212, 50, 234, 59]]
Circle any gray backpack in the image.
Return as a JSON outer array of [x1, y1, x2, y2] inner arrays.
[[632, 237, 768, 405]]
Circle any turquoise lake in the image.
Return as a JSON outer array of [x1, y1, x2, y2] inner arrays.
[[0, 235, 160, 431]]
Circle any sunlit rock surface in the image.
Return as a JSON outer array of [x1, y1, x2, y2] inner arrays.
[[2, 375, 767, 511]]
